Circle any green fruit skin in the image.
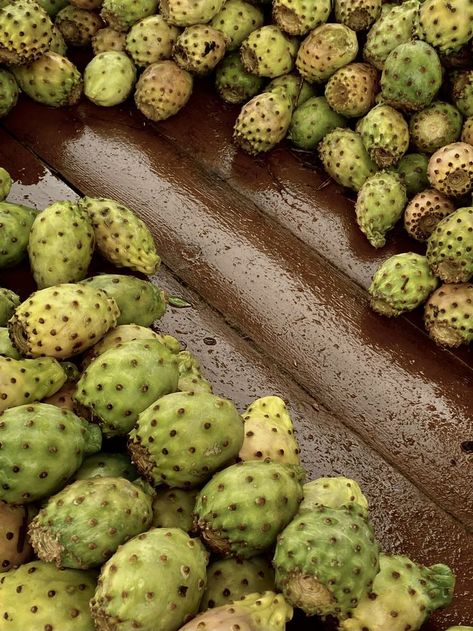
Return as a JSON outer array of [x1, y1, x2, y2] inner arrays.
[[177, 350, 212, 393], [0, 168, 11, 201], [340, 553, 455, 631], [0, 403, 102, 504], [273, 504, 380, 618], [452, 70, 473, 117], [289, 96, 347, 150], [125, 15, 179, 67], [55, 5, 103, 46], [8, 283, 120, 359], [82, 274, 167, 326], [194, 461, 305, 559], [92, 26, 127, 54], [418, 0, 473, 55], [0, 501, 34, 571], [134, 60, 194, 121], [129, 391, 243, 487], [462, 117, 473, 144], [395, 153, 430, 197], [75, 338, 179, 437], [0, 288, 19, 326], [0, 561, 96, 630], [90, 528, 209, 631], [369, 253, 439, 316], [35, 0, 69, 16], [356, 103, 409, 168], [201, 557, 275, 609], [299, 476, 369, 512], [215, 52, 263, 104], [355, 171, 407, 247], [84, 51, 137, 106], [28, 201, 94, 288], [0, 202, 37, 269], [173, 24, 228, 77], [0, 0, 53, 65], [426, 207, 473, 283], [79, 196, 161, 274], [324, 62, 379, 118], [240, 26, 295, 78], [0, 69, 19, 117], [72, 452, 138, 481], [410, 101, 463, 154], [29, 477, 153, 569], [272, 0, 331, 36], [0, 328, 21, 359], [100, 0, 159, 31], [425, 282, 473, 347], [318, 128, 378, 192], [335, 0, 382, 31], [0, 356, 67, 411], [151, 487, 198, 531], [159, 0, 226, 27], [380, 41, 443, 112], [49, 24, 68, 54], [211, 0, 264, 49]]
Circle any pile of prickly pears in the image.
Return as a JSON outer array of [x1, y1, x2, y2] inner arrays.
[[0, 171, 468, 631]]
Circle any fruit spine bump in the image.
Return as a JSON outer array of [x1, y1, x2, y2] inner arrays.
[[84, 51, 137, 106], [426, 206, 473, 283], [404, 189, 456, 242], [125, 15, 179, 67], [55, 5, 103, 46], [272, 0, 331, 36], [211, 0, 264, 50], [240, 25, 296, 78], [135, 60, 193, 122], [427, 142, 473, 197], [215, 52, 264, 104], [288, 96, 347, 151], [356, 103, 409, 168], [173, 25, 228, 76], [151, 487, 198, 531], [425, 282, 473, 347], [101, 0, 159, 31], [324, 62, 379, 119], [0, 0, 54, 65], [159, 0, 226, 26], [334, 0, 382, 31], [417, 0, 473, 56]]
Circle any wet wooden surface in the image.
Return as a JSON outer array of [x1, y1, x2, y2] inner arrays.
[[1, 91, 472, 628]]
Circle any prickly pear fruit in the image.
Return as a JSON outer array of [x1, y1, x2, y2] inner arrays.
[[325, 62, 379, 118], [0, 501, 33, 572], [356, 103, 409, 167], [355, 171, 407, 247], [0, 288, 18, 326], [194, 461, 304, 559], [82, 324, 180, 367], [0, 560, 96, 629], [363, 0, 420, 70], [265, 73, 312, 107], [84, 51, 136, 106], [75, 338, 179, 437], [239, 395, 300, 465], [340, 553, 455, 631], [273, 503, 380, 618], [427, 142, 473, 197], [335, 0, 381, 30], [0, 202, 37, 269], [395, 153, 430, 197], [27, 201, 93, 287], [72, 452, 138, 481], [0, 403, 101, 503], [0, 356, 67, 412], [92, 26, 126, 53], [29, 476, 153, 569], [211, 0, 264, 49], [462, 117, 473, 144], [82, 275, 166, 326], [369, 253, 439, 316], [174, 24, 228, 75], [101, 0, 158, 31], [0, 168, 11, 201], [55, 5, 103, 46], [160, 0, 226, 26], [410, 102, 463, 154], [299, 476, 369, 512], [49, 23, 68, 53], [318, 128, 377, 192], [272, 0, 331, 36], [181, 591, 292, 630], [36, 0, 69, 16], [201, 557, 275, 609], [381, 41, 443, 112], [288, 96, 346, 150], [43, 381, 77, 410], [452, 70, 473, 117], [126, 15, 179, 67], [296, 23, 359, 84], [240, 26, 295, 78], [0, 328, 21, 359], [215, 52, 263, 104], [425, 282, 473, 347], [8, 283, 119, 359], [404, 189, 456, 241], [151, 487, 198, 531], [426, 206, 473, 283], [0, 0, 53, 65], [79, 196, 161, 274], [129, 391, 243, 487], [0, 69, 19, 117], [418, 0, 473, 55], [90, 528, 208, 631], [177, 350, 212, 393], [135, 60, 193, 121]]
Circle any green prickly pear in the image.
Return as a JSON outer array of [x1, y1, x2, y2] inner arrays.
[[0, 69, 19, 118], [82, 274, 167, 326], [74, 338, 179, 437], [417, 0, 473, 55], [0, 168, 11, 201], [395, 153, 430, 197], [101, 0, 158, 31], [324, 62, 379, 118], [424, 283, 473, 347], [335, 0, 381, 31], [55, 5, 103, 46], [135, 60, 193, 121], [49, 24, 68, 54], [427, 142, 473, 197], [340, 553, 455, 631], [0, 501, 34, 572], [159, 0, 226, 27], [272, 0, 331, 36], [194, 461, 304, 559], [215, 52, 264, 104], [72, 452, 138, 481], [8, 283, 120, 359], [356, 104, 409, 168], [90, 528, 208, 631], [29, 476, 153, 569], [404, 189, 456, 242], [0, 356, 67, 412], [0, 328, 21, 359], [28, 201, 94, 288], [0, 560, 96, 629], [43, 381, 77, 411], [126, 15, 179, 67], [84, 51, 137, 106], [92, 26, 126, 54], [0, 0, 54, 65], [129, 391, 243, 487], [240, 26, 296, 78], [174, 25, 228, 76], [201, 557, 275, 609], [180, 591, 293, 630], [299, 476, 369, 512], [288, 96, 347, 151], [151, 487, 198, 531], [0, 403, 102, 503], [0, 202, 37, 269], [36, 0, 68, 16], [211, 0, 264, 49], [409, 101, 463, 155], [177, 350, 212, 393], [427, 207, 473, 282], [0, 288, 19, 326], [79, 196, 161, 274]]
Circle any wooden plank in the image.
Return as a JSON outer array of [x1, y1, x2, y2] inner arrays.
[[0, 132, 471, 626]]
